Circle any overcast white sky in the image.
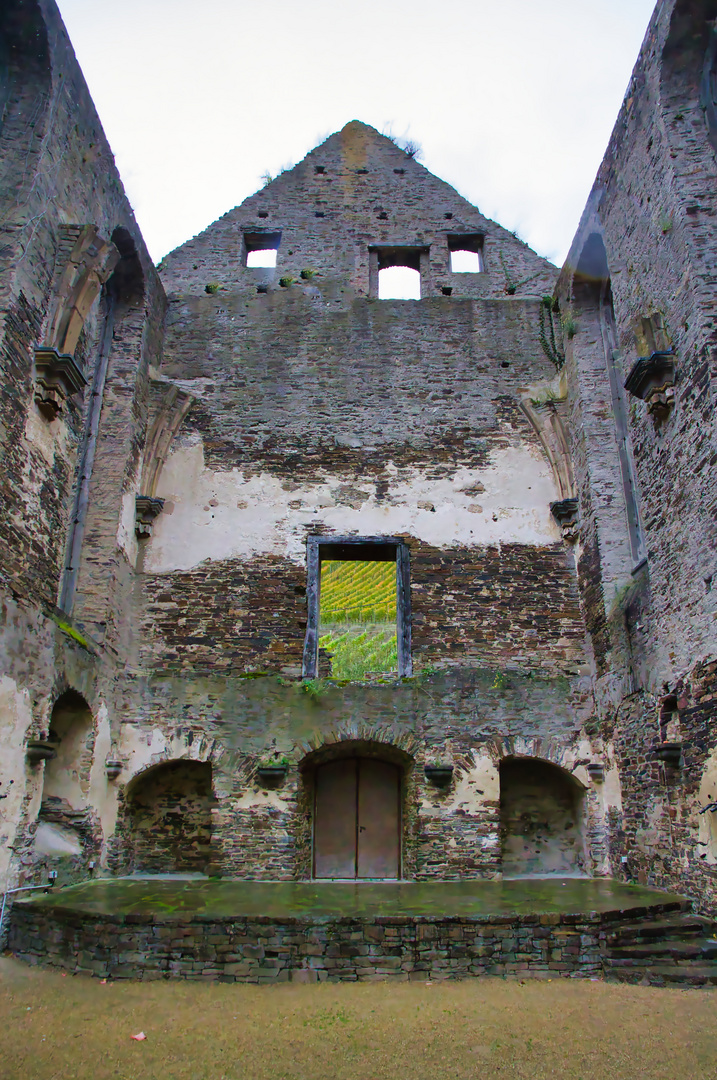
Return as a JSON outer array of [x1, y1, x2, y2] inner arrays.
[[56, 0, 656, 266]]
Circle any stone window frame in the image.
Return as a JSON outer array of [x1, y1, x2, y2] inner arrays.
[[368, 245, 430, 300], [302, 535, 412, 678], [447, 232, 485, 273], [243, 230, 282, 268]]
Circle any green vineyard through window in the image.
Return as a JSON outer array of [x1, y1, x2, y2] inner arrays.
[[318, 560, 398, 679]]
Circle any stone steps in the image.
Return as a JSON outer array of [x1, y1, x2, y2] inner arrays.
[[604, 961, 717, 987], [608, 938, 717, 960], [604, 911, 717, 986], [607, 914, 714, 944]]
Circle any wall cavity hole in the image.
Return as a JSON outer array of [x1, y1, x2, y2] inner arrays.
[[444, 213, 453, 220], [314, 165, 326, 174], [501, 361, 510, 368], [257, 211, 269, 219], [315, 211, 325, 218], [393, 168, 405, 175], [441, 287, 453, 296]]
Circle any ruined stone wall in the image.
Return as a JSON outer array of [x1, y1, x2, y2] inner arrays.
[[99, 671, 609, 881], [14, 0, 717, 902], [0, 1, 166, 895], [161, 120, 557, 302], [557, 0, 717, 910], [9, 905, 611, 982], [110, 130, 602, 881], [0, 2, 162, 612]]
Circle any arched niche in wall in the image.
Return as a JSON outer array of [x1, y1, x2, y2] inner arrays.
[[661, 0, 717, 163], [123, 760, 214, 875], [696, 748, 717, 867], [58, 227, 146, 615], [572, 231, 645, 567], [41, 689, 95, 811], [35, 689, 96, 860], [499, 756, 588, 878], [109, 227, 145, 309]]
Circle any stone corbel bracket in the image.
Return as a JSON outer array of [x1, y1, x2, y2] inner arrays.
[[624, 350, 676, 422], [549, 497, 580, 543], [135, 495, 165, 538], [34, 346, 87, 419]]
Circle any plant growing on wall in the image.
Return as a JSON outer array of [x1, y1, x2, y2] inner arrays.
[[538, 296, 566, 371], [499, 253, 538, 296]]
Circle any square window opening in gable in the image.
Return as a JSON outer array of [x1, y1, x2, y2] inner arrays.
[[369, 245, 428, 300], [303, 537, 412, 679], [244, 230, 281, 268], [448, 234, 484, 273]]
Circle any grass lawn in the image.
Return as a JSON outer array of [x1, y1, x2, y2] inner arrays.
[[1, 956, 716, 1080]]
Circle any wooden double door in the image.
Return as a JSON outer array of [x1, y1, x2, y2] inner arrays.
[[313, 757, 401, 879]]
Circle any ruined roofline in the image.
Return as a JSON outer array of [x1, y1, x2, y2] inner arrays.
[[161, 119, 558, 273]]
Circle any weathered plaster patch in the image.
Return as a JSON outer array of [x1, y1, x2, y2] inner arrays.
[[147, 442, 562, 572], [87, 702, 117, 855], [34, 821, 82, 856], [117, 490, 139, 567], [234, 788, 290, 811], [420, 753, 499, 815], [0, 677, 39, 889], [601, 744, 623, 811], [23, 405, 72, 468], [696, 747, 717, 865]]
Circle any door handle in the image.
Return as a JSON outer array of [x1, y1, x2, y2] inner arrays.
[[359, 825, 367, 832]]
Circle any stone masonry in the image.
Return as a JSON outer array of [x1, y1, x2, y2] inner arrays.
[[0, 0, 716, 971]]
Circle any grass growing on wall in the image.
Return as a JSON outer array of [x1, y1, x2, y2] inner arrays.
[[319, 561, 398, 678]]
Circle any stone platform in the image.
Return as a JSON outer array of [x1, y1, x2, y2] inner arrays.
[[7, 877, 694, 984]]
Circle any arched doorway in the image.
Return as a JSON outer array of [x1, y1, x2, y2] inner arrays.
[[125, 760, 213, 874], [499, 757, 587, 878], [313, 757, 401, 879]]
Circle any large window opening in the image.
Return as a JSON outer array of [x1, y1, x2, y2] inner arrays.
[[244, 230, 281, 268], [370, 245, 427, 300], [303, 537, 411, 679], [448, 234, 484, 273], [319, 558, 398, 679], [378, 265, 421, 299]]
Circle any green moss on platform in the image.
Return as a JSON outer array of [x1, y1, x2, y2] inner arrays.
[[19, 877, 686, 921]]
